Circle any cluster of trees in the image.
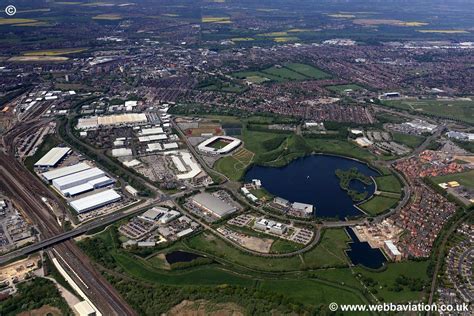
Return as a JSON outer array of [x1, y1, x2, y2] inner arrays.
[[335, 167, 372, 201], [78, 228, 120, 270], [104, 274, 313, 316], [391, 275, 428, 292], [0, 278, 72, 316]]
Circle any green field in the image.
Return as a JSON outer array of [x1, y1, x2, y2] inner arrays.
[[358, 195, 399, 216], [214, 126, 377, 180], [284, 63, 331, 79], [232, 63, 331, 83], [326, 84, 365, 93], [257, 279, 366, 306], [185, 229, 350, 271], [383, 99, 474, 124], [261, 66, 308, 80], [354, 261, 430, 302], [77, 225, 431, 312], [270, 239, 305, 254], [391, 132, 425, 148], [375, 175, 402, 193], [431, 170, 474, 189]]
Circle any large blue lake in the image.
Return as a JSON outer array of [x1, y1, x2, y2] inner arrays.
[[244, 154, 379, 219]]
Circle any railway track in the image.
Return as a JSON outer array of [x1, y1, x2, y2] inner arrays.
[[0, 118, 137, 315]]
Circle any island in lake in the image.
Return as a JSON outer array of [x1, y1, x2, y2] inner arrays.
[[335, 167, 373, 202]]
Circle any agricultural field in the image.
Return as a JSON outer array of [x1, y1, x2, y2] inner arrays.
[[22, 48, 88, 56], [358, 195, 399, 216], [8, 56, 69, 62], [431, 170, 474, 189], [92, 14, 122, 20], [0, 18, 39, 25], [202, 16, 231, 23], [383, 99, 474, 124]]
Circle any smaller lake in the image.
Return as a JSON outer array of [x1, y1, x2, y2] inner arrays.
[[165, 251, 203, 264], [345, 228, 387, 269]]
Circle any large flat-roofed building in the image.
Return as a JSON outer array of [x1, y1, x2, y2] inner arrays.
[[291, 202, 314, 215], [139, 127, 164, 135], [74, 301, 96, 316], [191, 193, 236, 218], [53, 167, 105, 191], [111, 148, 132, 157], [197, 136, 241, 155], [34, 147, 71, 167], [77, 113, 148, 130], [69, 189, 121, 213], [254, 218, 288, 235], [41, 162, 92, 182], [383, 240, 402, 261]]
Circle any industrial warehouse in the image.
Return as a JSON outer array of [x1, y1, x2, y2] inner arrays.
[[34, 148, 126, 217], [187, 192, 238, 221], [69, 189, 122, 214], [34, 147, 71, 167]]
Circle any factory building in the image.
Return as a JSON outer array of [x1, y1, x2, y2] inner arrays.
[[53, 167, 106, 191], [111, 148, 132, 157], [191, 193, 237, 218], [69, 189, 121, 213], [41, 162, 91, 182], [34, 147, 71, 167]]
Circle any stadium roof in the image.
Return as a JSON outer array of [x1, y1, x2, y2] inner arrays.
[[34, 147, 71, 167]]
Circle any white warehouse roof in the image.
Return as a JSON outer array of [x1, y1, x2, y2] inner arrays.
[[41, 162, 91, 181], [69, 189, 121, 213], [53, 167, 105, 190], [111, 148, 132, 157], [34, 147, 71, 167], [139, 127, 164, 135]]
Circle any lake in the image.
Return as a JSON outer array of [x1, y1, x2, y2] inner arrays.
[[165, 251, 203, 264], [345, 228, 387, 269], [244, 154, 379, 219]]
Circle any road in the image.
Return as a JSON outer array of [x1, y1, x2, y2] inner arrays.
[[0, 198, 157, 265]]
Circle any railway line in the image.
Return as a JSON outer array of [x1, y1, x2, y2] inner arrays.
[[0, 116, 137, 315]]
